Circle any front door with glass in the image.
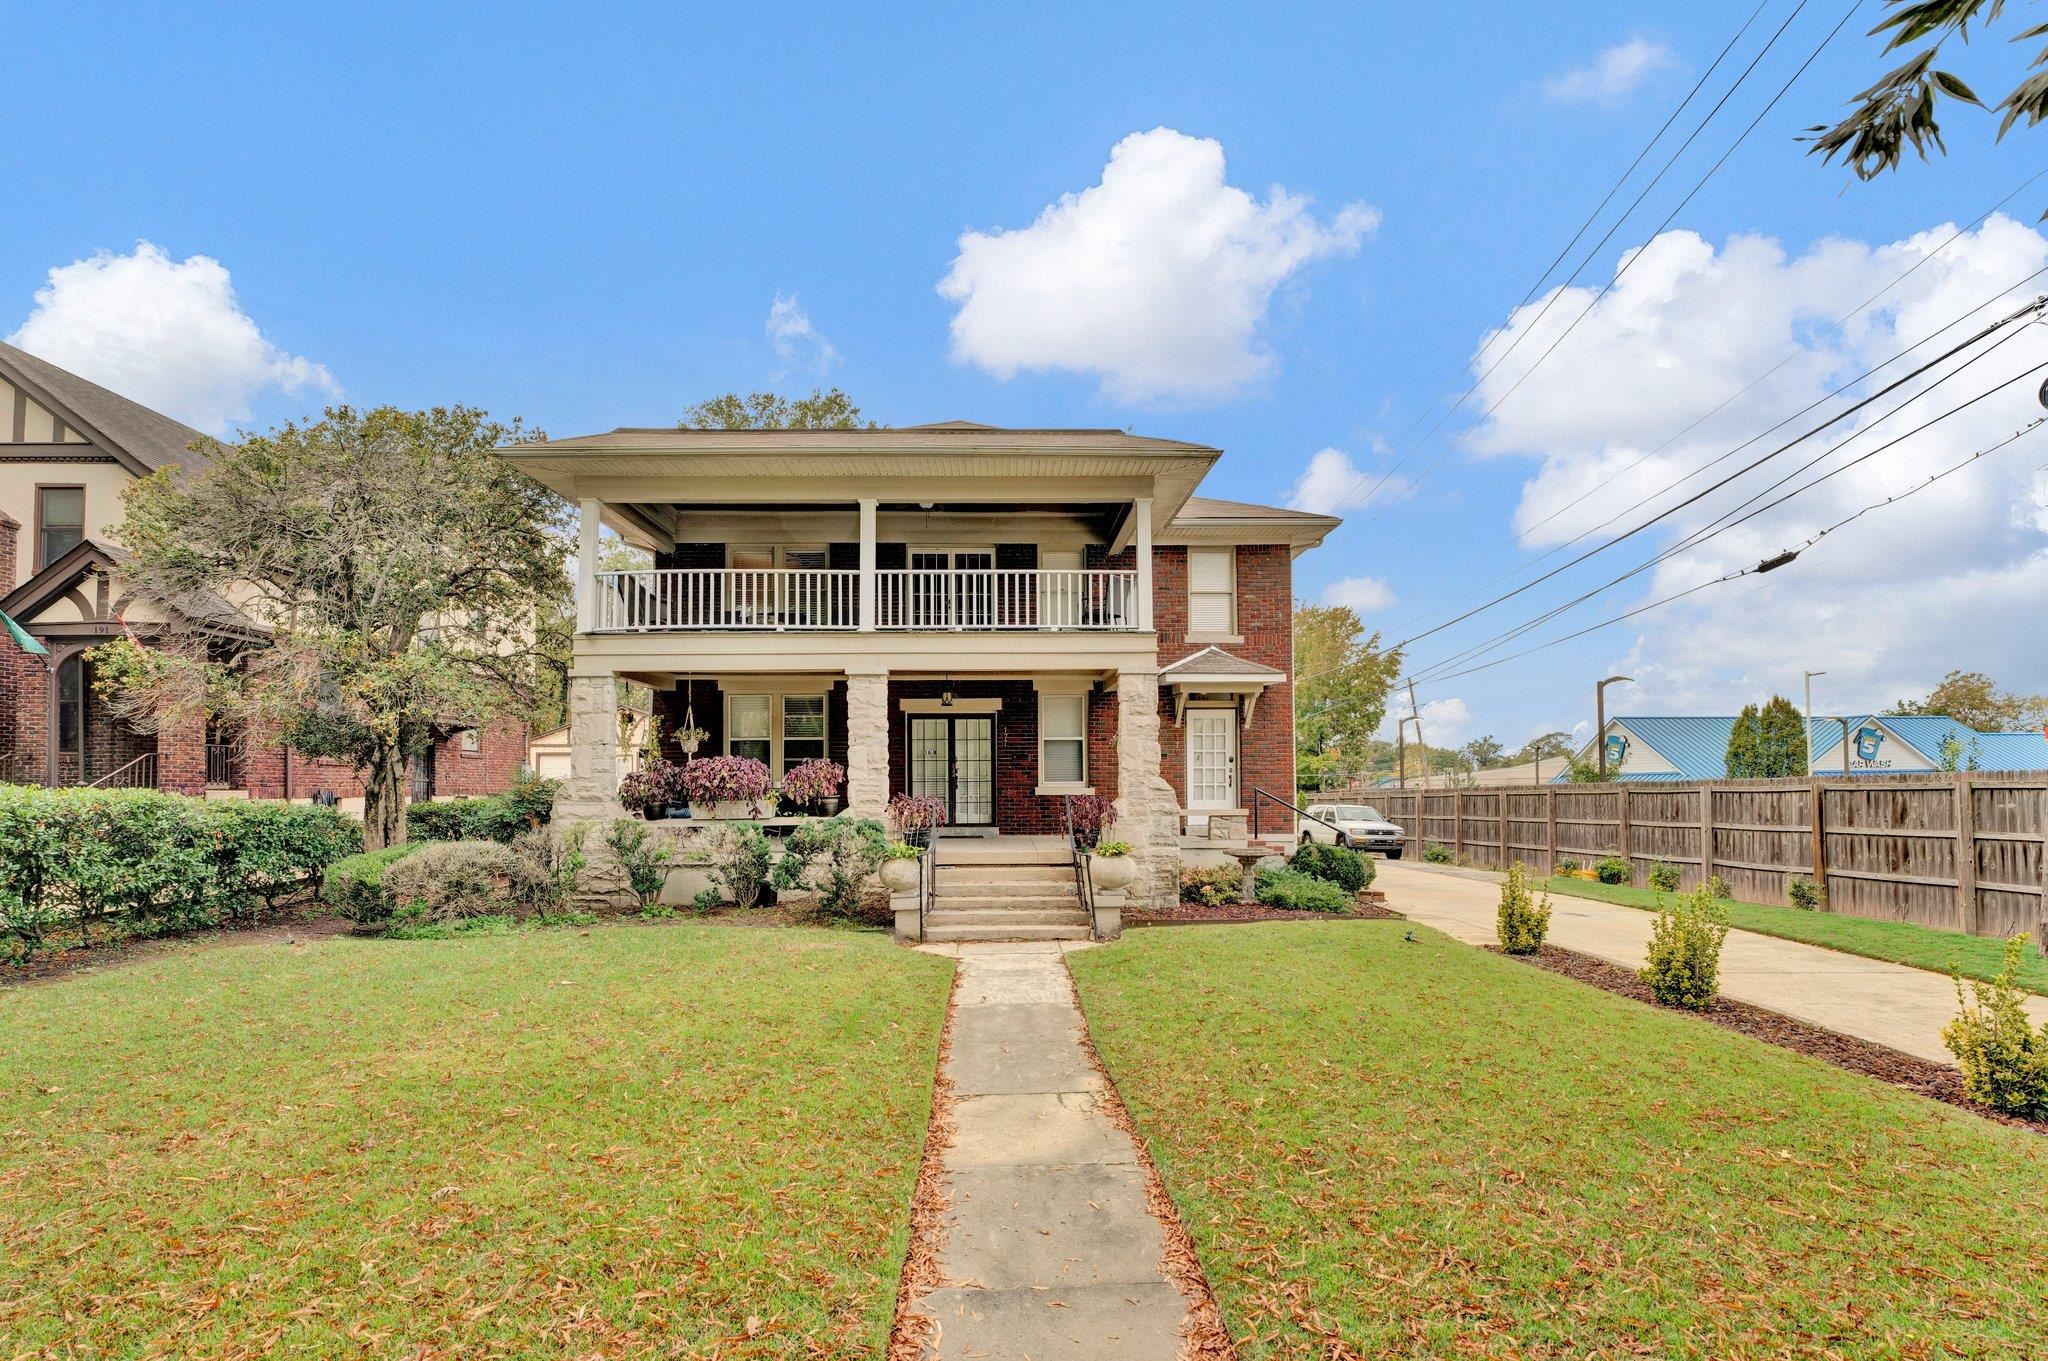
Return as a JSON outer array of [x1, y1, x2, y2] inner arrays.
[[907, 714, 996, 827], [1186, 708, 1238, 812]]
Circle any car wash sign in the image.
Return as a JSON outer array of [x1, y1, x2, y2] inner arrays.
[[1850, 724, 1895, 770]]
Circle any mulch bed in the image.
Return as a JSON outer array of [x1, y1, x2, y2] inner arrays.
[[1129, 890, 1405, 928], [1504, 942, 2048, 1137], [1, 901, 350, 988]]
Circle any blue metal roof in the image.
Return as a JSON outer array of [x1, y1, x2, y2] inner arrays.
[[1561, 713, 2048, 782]]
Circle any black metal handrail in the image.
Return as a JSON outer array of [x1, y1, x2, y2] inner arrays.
[[1249, 785, 1346, 843], [1060, 794, 1095, 922]]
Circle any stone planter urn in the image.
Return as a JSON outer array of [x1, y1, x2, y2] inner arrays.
[[880, 855, 922, 893], [1088, 853, 1137, 893]]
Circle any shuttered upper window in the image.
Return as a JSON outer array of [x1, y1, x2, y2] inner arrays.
[[1187, 547, 1235, 636]]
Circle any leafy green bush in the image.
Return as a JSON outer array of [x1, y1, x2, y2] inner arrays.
[[512, 823, 587, 918], [1422, 844, 1453, 865], [320, 844, 423, 924], [1555, 858, 1579, 874], [771, 816, 887, 918], [1180, 864, 1241, 906], [1706, 874, 1731, 901], [382, 840, 548, 924], [1496, 861, 1552, 955], [1595, 856, 1630, 885], [604, 820, 672, 911], [1290, 841, 1371, 893], [1787, 875, 1825, 910], [1640, 885, 1730, 1010], [406, 773, 560, 843], [1647, 862, 1681, 893], [1942, 935, 2048, 1118], [206, 801, 362, 917], [692, 888, 722, 913], [1254, 866, 1353, 913], [701, 823, 772, 910]]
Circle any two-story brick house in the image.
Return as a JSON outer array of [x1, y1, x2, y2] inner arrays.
[[503, 422, 1337, 906], [0, 342, 528, 803]]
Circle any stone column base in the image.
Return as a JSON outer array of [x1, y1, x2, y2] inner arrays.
[[1090, 889, 1125, 941], [892, 891, 921, 943]]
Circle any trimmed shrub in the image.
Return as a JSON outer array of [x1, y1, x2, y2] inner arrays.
[[382, 840, 549, 924], [1254, 866, 1353, 913], [604, 819, 672, 911], [321, 844, 423, 924], [1180, 864, 1241, 906], [1787, 875, 1825, 910], [1595, 856, 1630, 885], [407, 773, 560, 843], [1942, 935, 2048, 1118], [1496, 861, 1552, 955], [1640, 885, 1730, 1010], [771, 816, 887, 918], [207, 801, 362, 916], [701, 822, 773, 910], [1647, 862, 1682, 893], [1422, 843, 1453, 865], [1290, 841, 1372, 893]]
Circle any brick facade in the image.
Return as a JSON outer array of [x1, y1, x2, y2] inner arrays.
[[239, 714, 530, 802]]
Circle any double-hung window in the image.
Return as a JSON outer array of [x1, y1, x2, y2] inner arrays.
[[781, 694, 827, 773], [37, 486, 84, 569], [728, 695, 774, 765], [1187, 547, 1236, 637], [1038, 692, 1088, 787], [726, 691, 829, 773]]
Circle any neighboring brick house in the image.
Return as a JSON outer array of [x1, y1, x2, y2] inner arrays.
[[0, 343, 528, 805], [505, 422, 1338, 906]]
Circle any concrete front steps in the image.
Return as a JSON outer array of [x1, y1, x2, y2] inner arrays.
[[924, 840, 1092, 943]]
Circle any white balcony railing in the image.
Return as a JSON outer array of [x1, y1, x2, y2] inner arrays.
[[592, 567, 1140, 632]]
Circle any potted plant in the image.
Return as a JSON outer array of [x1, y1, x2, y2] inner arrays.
[[1066, 794, 1117, 851], [673, 722, 708, 758], [880, 839, 923, 893], [780, 757, 845, 815], [681, 755, 774, 819], [1088, 838, 1137, 892], [887, 793, 949, 848], [619, 759, 687, 819]]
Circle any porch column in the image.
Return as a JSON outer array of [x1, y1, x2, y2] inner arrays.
[[857, 497, 878, 632], [1133, 497, 1153, 631], [1113, 667, 1179, 908], [555, 673, 628, 821], [575, 498, 601, 634], [845, 667, 890, 819]]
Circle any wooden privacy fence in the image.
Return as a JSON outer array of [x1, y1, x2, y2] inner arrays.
[[1370, 772, 2048, 940]]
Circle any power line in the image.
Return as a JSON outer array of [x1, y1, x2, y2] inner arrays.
[[1410, 417, 2044, 687], [1407, 354, 2048, 683], [1339, 0, 1862, 526]]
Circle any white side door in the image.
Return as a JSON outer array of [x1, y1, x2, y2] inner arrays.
[[1186, 708, 1238, 811]]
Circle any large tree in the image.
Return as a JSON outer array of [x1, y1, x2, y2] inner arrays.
[[1460, 734, 1510, 770], [1726, 697, 1809, 779], [1891, 669, 2048, 730], [1293, 605, 1403, 784], [97, 406, 569, 849], [680, 387, 875, 430], [1806, 1, 2048, 180], [1516, 731, 1576, 764]]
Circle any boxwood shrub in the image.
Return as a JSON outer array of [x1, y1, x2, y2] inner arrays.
[[321, 844, 424, 924], [1289, 841, 1373, 893], [1254, 866, 1353, 913], [406, 773, 560, 844]]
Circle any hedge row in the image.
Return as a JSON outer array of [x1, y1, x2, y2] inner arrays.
[[0, 787, 362, 957], [405, 773, 561, 844]]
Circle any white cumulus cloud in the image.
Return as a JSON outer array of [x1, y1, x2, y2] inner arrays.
[[1380, 693, 1474, 747], [1321, 576, 1396, 613], [1286, 445, 1411, 514], [766, 292, 837, 375], [938, 128, 1378, 403], [6, 241, 336, 433], [1541, 37, 1679, 108], [1466, 214, 2048, 715]]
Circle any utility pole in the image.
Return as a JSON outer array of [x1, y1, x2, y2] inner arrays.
[[1595, 675, 1632, 778], [1803, 670, 1826, 775], [1406, 680, 1428, 791], [1396, 720, 1407, 791]]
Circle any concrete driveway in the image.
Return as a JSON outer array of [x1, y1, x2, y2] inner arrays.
[[1375, 859, 2048, 1066]]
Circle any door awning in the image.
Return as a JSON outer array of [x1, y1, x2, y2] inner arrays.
[[1159, 646, 1286, 724]]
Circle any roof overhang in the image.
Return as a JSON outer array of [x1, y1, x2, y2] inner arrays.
[[1160, 507, 1341, 557], [1159, 645, 1287, 724]]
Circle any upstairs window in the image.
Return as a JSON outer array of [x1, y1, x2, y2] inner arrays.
[[1188, 547, 1236, 636], [37, 486, 83, 569]]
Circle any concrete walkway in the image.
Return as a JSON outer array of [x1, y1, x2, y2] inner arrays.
[[905, 941, 1191, 1360], [1378, 859, 2048, 1065]]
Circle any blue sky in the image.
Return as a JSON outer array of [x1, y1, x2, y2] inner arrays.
[[8, 2, 2046, 750]]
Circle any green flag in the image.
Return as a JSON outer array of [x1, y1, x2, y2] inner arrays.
[[0, 609, 48, 659]]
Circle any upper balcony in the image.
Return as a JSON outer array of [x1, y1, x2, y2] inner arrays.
[[593, 566, 1140, 633]]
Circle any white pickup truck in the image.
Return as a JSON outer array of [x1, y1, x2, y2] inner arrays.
[[1299, 803, 1407, 858]]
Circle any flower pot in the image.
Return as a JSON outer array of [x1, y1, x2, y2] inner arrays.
[[1089, 854, 1137, 892], [819, 796, 842, 815], [880, 857, 921, 893], [692, 800, 756, 820]]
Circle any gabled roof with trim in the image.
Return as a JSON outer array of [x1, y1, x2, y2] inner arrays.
[[2, 536, 253, 635], [0, 343, 213, 479], [1158, 645, 1287, 684]]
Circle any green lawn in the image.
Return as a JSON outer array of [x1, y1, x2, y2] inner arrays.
[[1070, 924, 2048, 1360], [1541, 874, 2048, 994], [0, 924, 953, 1359]]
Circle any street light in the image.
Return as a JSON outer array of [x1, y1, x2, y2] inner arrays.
[[1803, 670, 1826, 775], [1595, 675, 1633, 777]]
